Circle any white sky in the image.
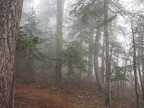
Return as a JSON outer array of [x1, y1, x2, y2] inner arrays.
[[34, 0, 40, 5]]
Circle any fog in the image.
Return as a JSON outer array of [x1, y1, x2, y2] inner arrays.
[[15, 0, 144, 107]]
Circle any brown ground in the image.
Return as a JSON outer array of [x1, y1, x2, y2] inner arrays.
[[15, 85, 75, 108], [15, 84, 135, 108]]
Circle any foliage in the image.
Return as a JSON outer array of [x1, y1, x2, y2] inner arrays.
[[16, 27, 45, 82], [16, 27, 43, 63], [17, 7, 43, 61], [67, 18, 95, 58], [111, 65, 132, 81], [60, 44, 87, 76], [23, 7, 41, 38], [17, 28, 40, 53], [70, 0, 117, 27]]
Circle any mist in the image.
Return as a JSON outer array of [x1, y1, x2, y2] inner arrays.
[[1, 0, 144, 108]]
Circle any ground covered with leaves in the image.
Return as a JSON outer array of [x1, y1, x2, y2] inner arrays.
[[15, 84, 135, 108]]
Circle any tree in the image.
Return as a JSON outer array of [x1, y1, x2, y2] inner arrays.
[[0, 0, 23, 108], [104, 0, 111, 106], [70, 0, 104, 88], [111, 65, 130, 96], [55, 0, 64, 89], [101, 37, 105, 83], [94, 9, 104, 89], [136, 14, 144, 102], [94, 25, 103, 90], [67, 18, 95, 82], [19, 8, 42, 82], [60, 45, 86, 90], [131, 19, 139, 108], [16, 28, 41, 82], [70, 1, 124, 106], [87, 29, 94, 82], [23, 7, 41, 39]]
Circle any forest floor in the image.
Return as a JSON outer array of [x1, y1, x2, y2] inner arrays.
[[15, 84, 135, 108]]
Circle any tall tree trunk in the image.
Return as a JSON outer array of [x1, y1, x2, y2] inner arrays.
[[117, 81, 120, 95], [142, 34, 144, 82], [142, 62, 144, 81], [94, 27, 103, 90], [79, 35, 84, 87], [101, 36, 105, 83], [137, 56, 144, 102], [55, 0, 63, 89], [104, 0, 111, 106], [109, 46, 113, 73], [140, 35, 144, 102], [116, 54, 119, 95], [86, 31, 94, 82], [131, 20, 139, 108], [137, 32, 144, 102], [0, 0, 23, 108], [68, 59, 72, 91]]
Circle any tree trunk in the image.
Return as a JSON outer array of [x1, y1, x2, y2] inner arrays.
[[140, 35, 144, 102], [120, 81, 124, 99], [117, 81, 119, 95], [86, 33, 94, 82], [68, 55, 72, 91], [138, 53, 144, 102], [101, 36, 105, 83], [94, 27, 103, 90], [0, 0, 23, 108], [142, 63, 144, 82], [104, 0, 111, 106], [55, 0, 63, 89], [131, 20, 139, 108]]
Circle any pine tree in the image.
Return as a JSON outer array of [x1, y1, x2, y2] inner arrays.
[[55, 0, 64, 89], [0, 0, 23, 107]]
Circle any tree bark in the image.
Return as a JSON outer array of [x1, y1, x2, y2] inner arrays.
[[104, 0, 111, 106], [0, 0, 23, 108], [55, 0, 63, 89]]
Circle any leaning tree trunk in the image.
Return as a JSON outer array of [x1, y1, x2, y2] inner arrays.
[[0, 0, 23, 108], [55, 0, 63, 89], [94, 26, 103, 90], [104, 0, 111, 107]]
